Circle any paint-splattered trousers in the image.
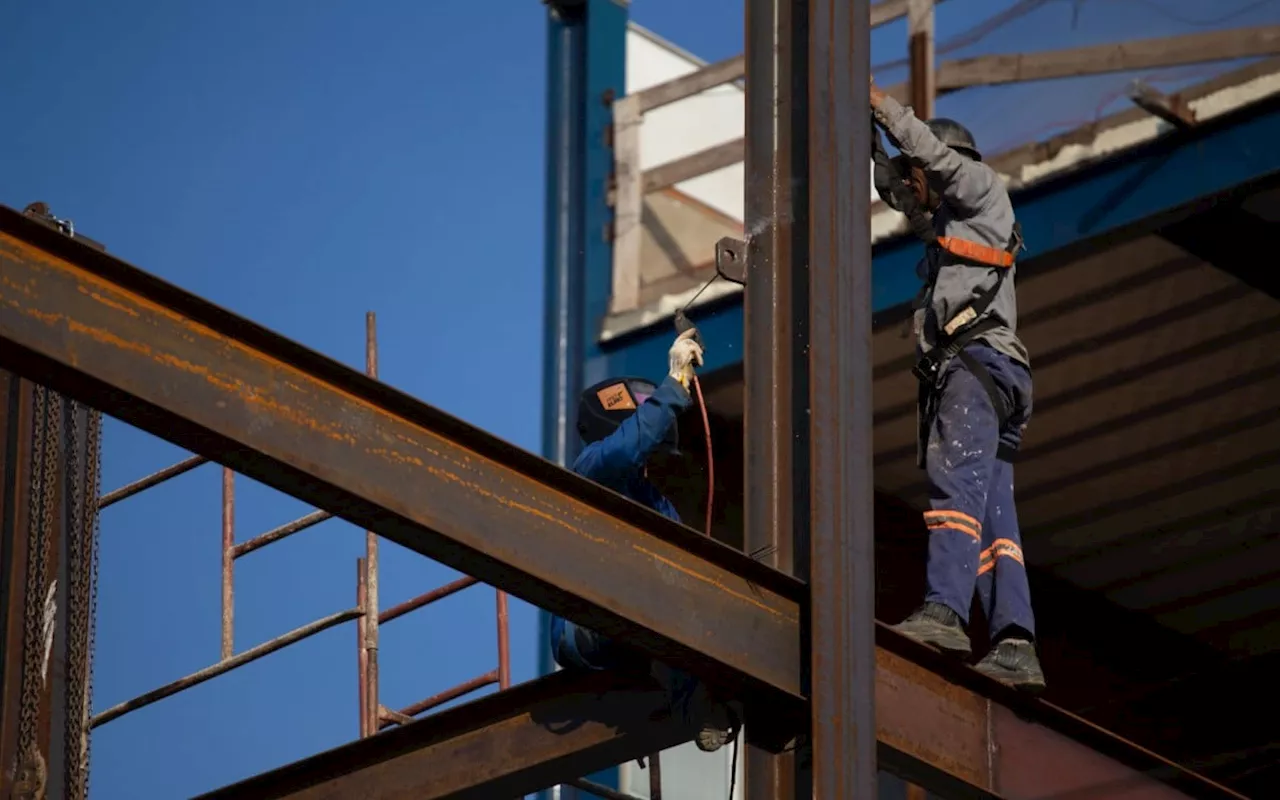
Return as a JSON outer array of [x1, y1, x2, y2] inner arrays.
[[919, 342, 1036, 639]]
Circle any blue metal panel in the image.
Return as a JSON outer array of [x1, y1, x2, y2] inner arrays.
[[539, 2, 586, 688], [588, 96, 1280, 380], [538, 0, 628, 796]]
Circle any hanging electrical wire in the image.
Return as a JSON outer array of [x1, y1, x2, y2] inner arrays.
[[873, 0, 1056, 73], [1128, 0, 1278, 27]]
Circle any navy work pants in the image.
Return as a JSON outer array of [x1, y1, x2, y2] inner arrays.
[[921, 343, 1035, 640]]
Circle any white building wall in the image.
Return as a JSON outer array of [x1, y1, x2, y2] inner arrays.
[[624, 23, 878, 227]]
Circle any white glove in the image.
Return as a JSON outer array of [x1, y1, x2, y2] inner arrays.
[[668, 328, 704, 388]]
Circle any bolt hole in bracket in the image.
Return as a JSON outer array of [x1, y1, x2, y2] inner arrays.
[[715, 237, 747, 285]]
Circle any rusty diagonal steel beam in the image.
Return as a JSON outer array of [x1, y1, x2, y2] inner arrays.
[[192, 669, 698, 800], [0, 205, 804, 714]]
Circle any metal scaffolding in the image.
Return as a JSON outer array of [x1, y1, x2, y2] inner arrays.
[[85, 314, 512, 739]]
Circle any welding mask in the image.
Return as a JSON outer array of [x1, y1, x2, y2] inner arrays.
[[577, 377, 679, 456]]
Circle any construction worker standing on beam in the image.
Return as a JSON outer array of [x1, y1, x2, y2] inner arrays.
[[870, 77, 1046, 693], [549, 328, 740, 751]]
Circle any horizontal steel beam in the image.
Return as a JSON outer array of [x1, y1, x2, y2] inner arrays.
[[0, 205, 804, 708], [874, 626, 1242, 800], [193, 670, 697, 800], [196, 629, 1238, 800]]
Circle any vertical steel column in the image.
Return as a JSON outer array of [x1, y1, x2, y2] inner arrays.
[[0, 374, 32, 791], [221, 468, 234, 660], [363, 313, 381, 738], [743, 0, 807, 795], [808, 0, 876, 796]]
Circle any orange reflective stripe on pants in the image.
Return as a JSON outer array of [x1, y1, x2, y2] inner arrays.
[[923, 509, 981, 541]]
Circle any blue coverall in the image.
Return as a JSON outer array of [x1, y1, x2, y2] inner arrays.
[[549, 374, 690, 671]]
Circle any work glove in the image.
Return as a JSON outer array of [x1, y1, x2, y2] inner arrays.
[[668, 328, 704, 390]]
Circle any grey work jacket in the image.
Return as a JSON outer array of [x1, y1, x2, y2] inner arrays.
[[873, 95, 1030, 370]]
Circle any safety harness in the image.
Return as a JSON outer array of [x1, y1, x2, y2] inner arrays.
[[913, 225, 1025, 464], [871, 116, 1028, 464]]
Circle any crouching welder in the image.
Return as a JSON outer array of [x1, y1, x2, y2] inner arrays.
[[870, 77, 1046, 692], [548, 328, 740, 751]]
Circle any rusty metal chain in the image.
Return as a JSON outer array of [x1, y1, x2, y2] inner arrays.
[[81, 408, 103, 797], [13, 387, 62, 800], [62, 401, 99, 799]]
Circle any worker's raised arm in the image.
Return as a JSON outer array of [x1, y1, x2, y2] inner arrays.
[[870, 82, 996, 215], [574, 377, 690, 482], [572, 330, 701, 483]]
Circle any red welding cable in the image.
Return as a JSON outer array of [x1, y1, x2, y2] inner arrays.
[[691, 374, 714, 537]]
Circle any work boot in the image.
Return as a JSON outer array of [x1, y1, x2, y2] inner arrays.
[[974, 638, 1046, 694], [694, 698, 740, 752], [890, 602, 972, 657]]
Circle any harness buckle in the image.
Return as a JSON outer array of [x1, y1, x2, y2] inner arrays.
[[912, 354, 941, 385]]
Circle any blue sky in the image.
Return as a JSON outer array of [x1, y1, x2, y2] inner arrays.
[[1, 1, 1276, 797]]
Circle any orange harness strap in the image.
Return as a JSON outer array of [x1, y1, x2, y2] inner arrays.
[[935, 235, 1016, 268]]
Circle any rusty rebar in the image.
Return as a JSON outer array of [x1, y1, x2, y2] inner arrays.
[[378, 670, 499, 730], [496, 590, 511, 689], [98, 454, 208, 509], [91, 607, 364, 729], [232, 510, 332, 558], [649, 751, 662, 799], [221, 467, 234, 661], [357, 558, 368, 738], [379, 575, 479, 625], [364, 311, 381, 740]]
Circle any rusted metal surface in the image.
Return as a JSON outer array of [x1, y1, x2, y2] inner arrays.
[[357, 559, 369, 739], [90, 607, 363, 729], [221, 467, 235, 660], [195, 629, 1238, 799], [363, 311, 381, 741], [495, 589, 511, 689], [874, 626, 1245, 799], [907, 0, 936, 120], [379, 576, 479, 625], [20, 386, 66, 800], [808, 0, 877, 796], [0, 376, 102, 800], [743, 0, 805, 791], [742, 0, 798, 788], [0, 205, 804, 707], [97, 453, 207, 509], [0, 373, 34, 792], [648, 751, 662, 799], [233, 510, 332, 558], [380, 670, 500, 730], [195, 670, 700, 800]]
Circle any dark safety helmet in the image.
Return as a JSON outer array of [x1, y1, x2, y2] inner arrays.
[[576, 376, 679, 454], [926, 118, 981, 161]]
